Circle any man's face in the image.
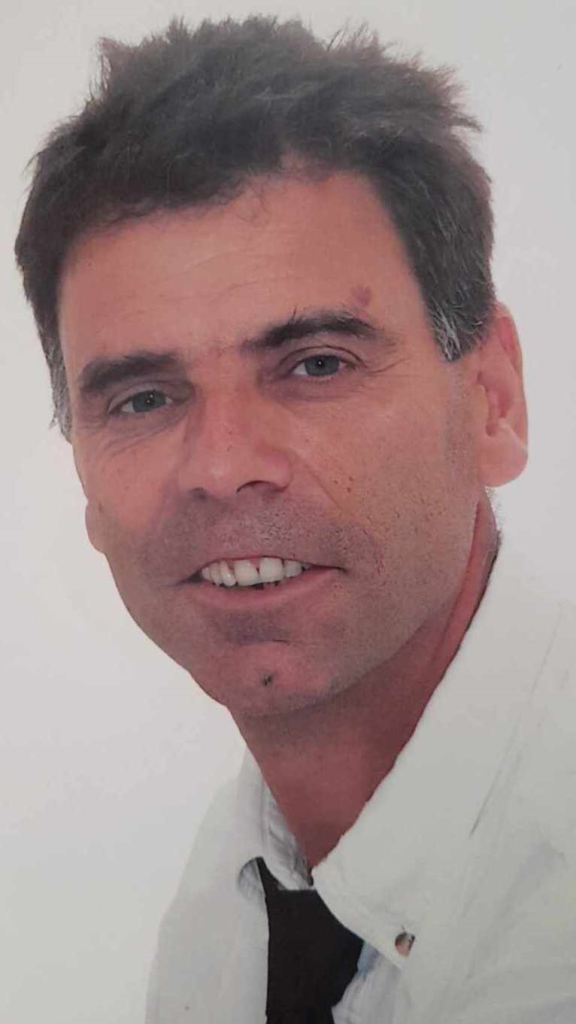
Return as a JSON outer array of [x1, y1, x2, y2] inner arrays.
[[61, 172, 484, 720]]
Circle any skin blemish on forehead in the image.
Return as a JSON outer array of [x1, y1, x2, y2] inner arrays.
[[350, 285, 373, 309]]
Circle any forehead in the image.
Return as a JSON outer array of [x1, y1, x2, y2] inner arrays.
[[59, 171, 428, 371]]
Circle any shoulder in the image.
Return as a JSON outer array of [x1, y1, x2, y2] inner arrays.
[[433, 597, 576, 1024], [515, 596, 576, 851]]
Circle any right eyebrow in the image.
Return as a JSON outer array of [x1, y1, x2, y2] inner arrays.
[[77, 351, 188, 403]]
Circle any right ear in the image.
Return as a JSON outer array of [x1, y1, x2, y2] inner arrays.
[[73, 445, 105, 554], [85, 501, 105, 554]]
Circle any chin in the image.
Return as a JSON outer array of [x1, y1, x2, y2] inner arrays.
[[183, 646, 342, 718]]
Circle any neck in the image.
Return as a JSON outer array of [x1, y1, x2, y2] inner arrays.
[[234, 497, 499, 869]]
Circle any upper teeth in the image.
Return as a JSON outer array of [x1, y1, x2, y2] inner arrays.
[[200, 557, 313, 587]]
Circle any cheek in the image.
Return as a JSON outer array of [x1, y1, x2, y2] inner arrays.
[[347, 395, 471, 526], [84, 455, 169, 556], [300, 411, 424, 538]]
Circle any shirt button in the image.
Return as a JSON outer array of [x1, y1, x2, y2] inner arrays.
[[395, 932, 415, 957]]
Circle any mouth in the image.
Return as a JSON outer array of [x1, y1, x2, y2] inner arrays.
[[186, 556, 323, 588], [181, 564, 339, 609]]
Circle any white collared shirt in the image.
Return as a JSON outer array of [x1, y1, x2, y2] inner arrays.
[[146, 538, 576, 1024]]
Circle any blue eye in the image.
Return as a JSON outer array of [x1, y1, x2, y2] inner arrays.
[[292, 355, 343, 378], [113, 389, 173, 416]]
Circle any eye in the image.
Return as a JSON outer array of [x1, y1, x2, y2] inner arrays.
[[290, 354, 346, 379], [111, 389, 174, 416]]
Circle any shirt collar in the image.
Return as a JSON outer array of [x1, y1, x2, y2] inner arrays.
[[235, 747, 311, 902], [233, 535, 561, 960]]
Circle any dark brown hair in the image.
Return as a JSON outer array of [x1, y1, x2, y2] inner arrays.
[[15, 16, 494, 439]]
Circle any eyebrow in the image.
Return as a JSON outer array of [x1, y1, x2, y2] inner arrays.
[[76, 308, 394, 402]]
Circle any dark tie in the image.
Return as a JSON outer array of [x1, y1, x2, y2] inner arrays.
[[256, 856, 364, 1024]]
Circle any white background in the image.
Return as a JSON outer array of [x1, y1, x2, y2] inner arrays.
[[1, 1, 574, 1022]]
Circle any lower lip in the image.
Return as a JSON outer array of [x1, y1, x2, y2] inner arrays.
[[180, 567, 338, 609]]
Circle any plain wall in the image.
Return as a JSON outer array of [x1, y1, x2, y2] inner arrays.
[[1, 1, 574, 1022]]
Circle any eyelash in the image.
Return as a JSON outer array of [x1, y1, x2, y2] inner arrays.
[[109, 353, 353, 417]]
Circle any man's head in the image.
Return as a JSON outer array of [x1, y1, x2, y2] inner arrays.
[[15, 17, 527, 722]]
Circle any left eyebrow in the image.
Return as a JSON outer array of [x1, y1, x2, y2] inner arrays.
[[76, 307, 396, 402], [241, 308, 384, 353]]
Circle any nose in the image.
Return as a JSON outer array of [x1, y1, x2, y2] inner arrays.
[[176, 386, 293, 500]]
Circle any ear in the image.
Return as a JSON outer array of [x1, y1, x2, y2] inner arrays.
[[84, 502, 105, 554], [471, 302, 529, 487], [72, 444, 105, 554]]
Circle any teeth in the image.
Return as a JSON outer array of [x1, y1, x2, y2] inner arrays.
[[219, 561, 237, 588], [209, 562, 223, 586], [234, 560, 261, 587], [200, 557, 312, 587], [258, 557, 285, 583], [284, 560, 305, 578]]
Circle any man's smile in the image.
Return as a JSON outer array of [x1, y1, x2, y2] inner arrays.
[[191, 556, 314, 588], [182, 563, 339, 607]]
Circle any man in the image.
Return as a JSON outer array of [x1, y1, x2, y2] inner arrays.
[[14, 15, 576, 1024]]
